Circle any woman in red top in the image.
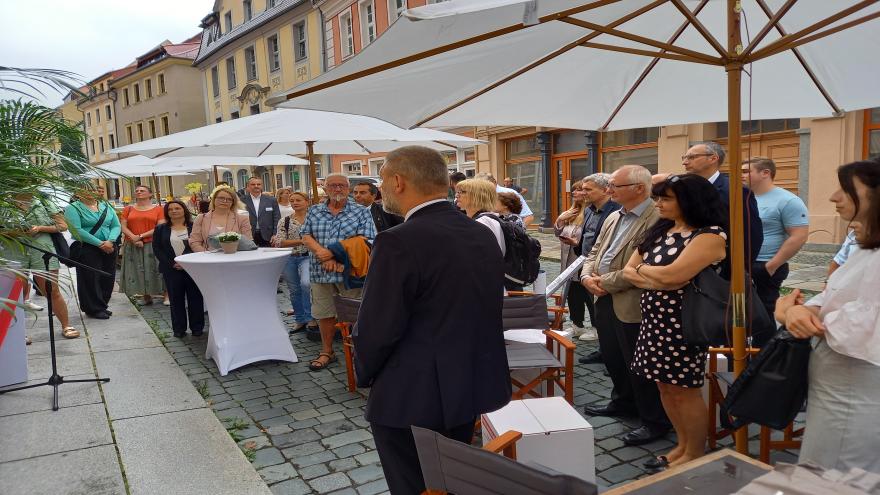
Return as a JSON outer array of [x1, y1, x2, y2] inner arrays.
[[119, 185, 166, 305]]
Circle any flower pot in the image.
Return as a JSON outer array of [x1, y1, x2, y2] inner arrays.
[[220, 241, 239, 254]]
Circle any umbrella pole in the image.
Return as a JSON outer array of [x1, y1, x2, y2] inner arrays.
[[152, 173, 161, 204], [307, 141, 320, 204], [727, 0, 749, 455], [213, 165, 219, 186]]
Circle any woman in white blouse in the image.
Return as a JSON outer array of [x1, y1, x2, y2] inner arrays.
[[153, 200, 204, 338], [775, 158, 880, 473]]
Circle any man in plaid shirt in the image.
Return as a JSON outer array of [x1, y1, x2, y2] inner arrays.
[[301, 173, 377, 371]]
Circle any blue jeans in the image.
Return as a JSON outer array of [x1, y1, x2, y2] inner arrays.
[[283, 255, 312, 324]]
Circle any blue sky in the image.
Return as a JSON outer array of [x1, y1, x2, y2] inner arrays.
[[1, 0, 213, 107]]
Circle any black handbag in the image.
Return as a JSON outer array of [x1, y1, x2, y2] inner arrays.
[[50, 232, 74, 267], [720, 329, 811, 430], [680, 266, 776, 346]]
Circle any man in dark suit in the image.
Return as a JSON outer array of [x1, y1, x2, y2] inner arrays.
[[351, 182, 403, 233], [354, 146, 511, 495], [683, 142, 764, 272], [242, 176, 280, 247]]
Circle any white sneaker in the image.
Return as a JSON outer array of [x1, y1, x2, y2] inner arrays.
[[22, 300, 44, 311], [579, 327, 599, 341], [570, 325, 586, 338]]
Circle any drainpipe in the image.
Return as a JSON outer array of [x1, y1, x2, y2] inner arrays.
[[537, 131, 552, 228], [585, 130, 598, 175]]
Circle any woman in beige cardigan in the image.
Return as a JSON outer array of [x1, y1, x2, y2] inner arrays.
[[189, 185, 252, 252]]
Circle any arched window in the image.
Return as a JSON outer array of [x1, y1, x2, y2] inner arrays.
[[236, 169, 249, 189], [222, 171, 233, 185]]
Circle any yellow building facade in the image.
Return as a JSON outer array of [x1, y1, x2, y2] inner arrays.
[[194, 0, 325, 192], [76, 70, 128, 166]]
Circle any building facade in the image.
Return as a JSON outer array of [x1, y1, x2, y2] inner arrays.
[[114, 36, 209, 199], [194, 0, 325, 193]]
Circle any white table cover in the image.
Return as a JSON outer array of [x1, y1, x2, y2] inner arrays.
[[176, 248, 297, 375]]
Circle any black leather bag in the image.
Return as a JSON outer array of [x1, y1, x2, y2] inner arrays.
[[680, 266, 776, 346], [720, 329, 811, 430], [50, 232, 74, 267]]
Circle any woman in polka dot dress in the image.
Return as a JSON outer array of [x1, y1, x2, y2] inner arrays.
[[623, 174, 727, 469]]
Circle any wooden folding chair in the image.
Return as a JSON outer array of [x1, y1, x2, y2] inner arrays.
[[507, 290, 567, 330], [333, 295, 361, 393], [705, 346, 804, 463], [503, 294, 576, 404]]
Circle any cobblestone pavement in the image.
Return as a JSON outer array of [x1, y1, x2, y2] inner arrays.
[[137, 246, 832, 494]]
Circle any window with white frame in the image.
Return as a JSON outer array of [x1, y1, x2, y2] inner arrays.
[[244, 46, 257, 81], [388, 0, 406, 23], [294, 21, 308, 61], [343, 160, 363, 175], [243, 0, 252, 21], [211, 66, 220, 97], [340, 12, 354, 58], [367, 158, 385, 176], [226, 57, 237, 89], [267, 35, 280, 72], [224, 11, 233, 33], [359, 0, 376, 46]]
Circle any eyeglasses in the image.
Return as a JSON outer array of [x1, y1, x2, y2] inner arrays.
[[681, 153, 715, 161], [608, 183, 639, 189], [325, 183, 348, 189], [215, 196, 233, 203]]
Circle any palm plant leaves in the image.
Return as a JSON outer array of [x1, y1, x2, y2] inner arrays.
[[0, 66, 85, 100]]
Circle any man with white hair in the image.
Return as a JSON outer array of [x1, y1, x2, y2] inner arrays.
[[300, 173, 376, 371], [580, 165, 670, 446]]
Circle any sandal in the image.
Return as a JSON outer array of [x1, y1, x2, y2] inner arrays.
[[308, 352, 337, 371], [62, 327, 80, 339]]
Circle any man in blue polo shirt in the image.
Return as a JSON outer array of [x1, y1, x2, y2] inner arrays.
[[742, 157, 809, 345]]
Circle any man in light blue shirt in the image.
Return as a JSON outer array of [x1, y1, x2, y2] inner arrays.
[[742, 157, 808, 343], [476, 173, 534, 225]]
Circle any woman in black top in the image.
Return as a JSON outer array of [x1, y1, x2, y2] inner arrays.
[[153, 200, 204, 338]]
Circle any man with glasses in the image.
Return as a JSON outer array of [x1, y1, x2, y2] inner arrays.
[[682, 142, 763, 275], [580, 165, 671, 446], [301, 173, 377, 371]]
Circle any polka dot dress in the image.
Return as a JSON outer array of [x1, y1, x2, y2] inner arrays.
[[630, 226, 727, 388]]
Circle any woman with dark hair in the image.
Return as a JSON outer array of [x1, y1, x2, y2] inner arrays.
[[119, 184, 165, 305], [775, 158, 880, 473], [622, 174, 728, 468], [153, 200, 204, 338], [495, 191, 524, 227]]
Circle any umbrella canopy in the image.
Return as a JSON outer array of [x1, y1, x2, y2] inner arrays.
[[273, 0, 880, 130], [96, 154, 307, 177], [109, 108, 482, 158]]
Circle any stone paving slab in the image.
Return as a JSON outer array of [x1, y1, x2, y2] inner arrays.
[[94, 346, 206, 420], [113, 408, 272, 495], [88, 311, 163, 353], [0, 403, 113, 463], [0, 445, 126, 495]]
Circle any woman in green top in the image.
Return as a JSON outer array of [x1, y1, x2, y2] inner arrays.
[[64, 185, 121, 320], [8, 194, 80, 338]]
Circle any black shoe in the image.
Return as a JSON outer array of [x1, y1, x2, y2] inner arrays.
[[89, 311, 110, 320], [191, 330, 204, 337], [583, 403, 637, 418], [621, 426, 669, 446], [643, 455, 670, 470], [578, 351, 603, 365], [105, 310, 113, 316], [173, 332, 186, 338]]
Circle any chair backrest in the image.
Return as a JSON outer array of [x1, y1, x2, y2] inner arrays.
[[333, 295, 361, 323], [412, 426, 597, 495], [502, 294, 549, 331]]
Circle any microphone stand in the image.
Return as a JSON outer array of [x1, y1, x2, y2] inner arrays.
[[0, 240, 111, 411]]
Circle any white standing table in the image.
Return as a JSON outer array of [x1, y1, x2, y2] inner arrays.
[[176, 248, 297, 376]]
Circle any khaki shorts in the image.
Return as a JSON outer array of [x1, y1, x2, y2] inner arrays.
[[310, 283, 362, 320]]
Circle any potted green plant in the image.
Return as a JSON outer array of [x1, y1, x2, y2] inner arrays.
[[216, 231, 241, 254]]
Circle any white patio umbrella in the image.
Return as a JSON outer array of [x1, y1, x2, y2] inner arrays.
[[110, 108, 482, 200], [273, 0, 880, 453]]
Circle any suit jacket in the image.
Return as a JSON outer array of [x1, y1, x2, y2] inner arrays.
[[369, 202, 403, 233], [580, 200, 659, 324], [153, 223, 193, 273], [713, 174, 764, 274], [189, 211, 252, 252], [353, 201, 511, 430], [243, 194, 281, 237]]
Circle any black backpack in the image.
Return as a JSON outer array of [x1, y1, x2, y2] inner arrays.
[[477, 213, 542, 287]]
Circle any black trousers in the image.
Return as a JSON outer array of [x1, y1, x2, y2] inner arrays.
[[253, 231, 271, 247], [751, 261, 789, 347], [162, 268, 205, 334], [76, 243, 117, 315], [371, 420, 475, 495], [566, 281, 594, 327], [594, 295, 670, 430]]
